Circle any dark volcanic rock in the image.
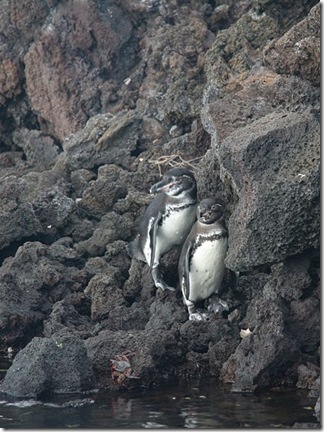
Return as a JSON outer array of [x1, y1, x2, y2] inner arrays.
[[0, 170, 76, 250], [61, 112, 143, 171], [43, 293, 93, 339], [220, 109, 320, 271], [0, 176, 42, 250], [263, 3, 320, 87], [0, 0, 320, 414], [85, 328, 184, 389], [24, 1, 137, 141], [12, 128, 60, 169], [220, 253, 320, 392], [0, 241, 87, 349], [0, 335, 95, 398]]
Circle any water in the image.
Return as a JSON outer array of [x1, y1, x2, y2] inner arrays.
[[0, 356, 319, 429]]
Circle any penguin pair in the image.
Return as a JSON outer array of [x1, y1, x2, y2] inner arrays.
[[129, 168, 228, 320]]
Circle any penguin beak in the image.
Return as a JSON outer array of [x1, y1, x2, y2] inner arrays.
[[150, 178, 174, 194]]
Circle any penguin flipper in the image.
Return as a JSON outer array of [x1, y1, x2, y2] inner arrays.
[[126, 237, 146, 262], [149, 211, 163, 269], [183, 240, 194, 301]]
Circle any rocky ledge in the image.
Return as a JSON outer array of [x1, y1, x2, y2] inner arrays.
[[0, 0, 320, 420]]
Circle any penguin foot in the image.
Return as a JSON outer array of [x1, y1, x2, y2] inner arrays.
[[152, 267, 175, 292], [189, 312, 209, 321], [207, 296, 229, 315], [155, 281, 175, 292]]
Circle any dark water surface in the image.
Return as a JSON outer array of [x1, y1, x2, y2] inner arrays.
[[0, 381, 319, 429], [0, 356, 319, 429]]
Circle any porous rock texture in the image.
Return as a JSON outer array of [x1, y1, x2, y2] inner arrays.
[[0, 0, 320, 419]]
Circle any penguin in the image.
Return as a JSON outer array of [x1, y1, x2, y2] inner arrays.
[[178, 197, 228, 320], [128, 167, 197, 291]]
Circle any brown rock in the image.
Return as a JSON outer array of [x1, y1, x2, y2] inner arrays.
[[0, 58, 21, 101], [263, 3, 320, 86], [24, 1, 136, 140]]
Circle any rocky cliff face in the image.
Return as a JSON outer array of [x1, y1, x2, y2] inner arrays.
[[0, 0, 320, 413]]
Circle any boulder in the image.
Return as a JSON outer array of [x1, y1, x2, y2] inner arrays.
[[85, 328, 184, 389], [61, 112, 143, 171], [220, 109, 320, 271], [220, 254, 320, 392], [0, 171, 75, 250], [0, 241, 88, 349], [0, 336, 95, 398]]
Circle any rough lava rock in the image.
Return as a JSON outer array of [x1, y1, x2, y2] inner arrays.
[[24, 1, 137, 141], [0, 0, 320, 415], [0, 240, 88, 349], [0, 336, 95, 398], [220, 109, 320, 271]]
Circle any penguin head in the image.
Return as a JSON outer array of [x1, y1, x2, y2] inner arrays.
[[150, 168, 197, 198], [197, 198, 224, 224]]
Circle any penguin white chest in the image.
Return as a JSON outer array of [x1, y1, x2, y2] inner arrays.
[[157, 206, 196, 254], [188, 236, 227, 303], [142, 205, 196, 267]]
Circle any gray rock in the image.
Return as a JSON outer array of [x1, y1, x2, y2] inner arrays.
[[0, 171, 77, 251], [75, 212, 133, 256], [85, 328, 183, 389], [296, 363, 320, 390], [263, 3, 320, 87], [314, 396, 320, 422], [13, 128, 60, 169], [0, 241, 88, 349], [24, 1, 137, 140], [43, 294, 93, 339], [61, 112, 142, 171], [221, 273, 300, 392], [220, 110, 319, 271], [145, 298, 187, 330], [84, 273, 126, 322], [0, 336, 95, 398], [0, 176, 42, 250]]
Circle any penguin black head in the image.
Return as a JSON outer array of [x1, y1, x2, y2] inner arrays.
[[150, 168, 197, 198], [197, 198, 224, 224]]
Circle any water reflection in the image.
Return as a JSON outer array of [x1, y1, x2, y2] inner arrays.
[[111, 396, 133, 420], [0, 378, 319, 429]]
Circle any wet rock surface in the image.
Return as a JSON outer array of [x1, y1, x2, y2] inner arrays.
[[0, 0, 320, 420]]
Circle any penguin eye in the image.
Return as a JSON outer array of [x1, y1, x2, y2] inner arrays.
[[212, 203, 222, 211]]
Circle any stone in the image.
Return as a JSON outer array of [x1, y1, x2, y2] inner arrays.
[[12, 128, 60, 169], [0, 58, 21, 101], [61, 112, 143, 171], [263, 4, 320, 87], [76, 166, 129, 219], [0, 241, 88, 349], [0, 0, 320, 402], [85, 328, 183, 389], [220, 110, 320, 271], [24, 1, 137, 140], [0, 336, 95, 398]]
